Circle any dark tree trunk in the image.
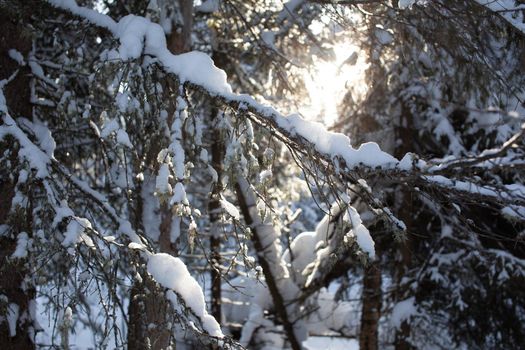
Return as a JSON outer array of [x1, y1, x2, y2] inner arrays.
[[0, 6, 35, 349], [209, 235, 222, 323], [128, 274, 172, 350], [208, 107, 225, 324], [206, 49, 231, 327], [167, 0, 193, 54], [128, 177, 172, 350], [127, 132, 174, 350], [126, 0, 196, 338], [393, 237, 413, 350], [127, 65, 181, 350], [393, 104, 415, 350], [359, 261, 382, 350]]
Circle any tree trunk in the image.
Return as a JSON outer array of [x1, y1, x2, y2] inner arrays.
[[208, 107, 224, 324], [393, 104, 415, 350], [206, 49, 231, 327], [128, 176, 173, 350], [359, 261, 382, 350], [0, 7, 35, 349], [127, 76, 178, 350], [127, 0, 196, 341], [128, 274, 172, 350], [127, 143, 174, 350], [167, 0, 193, 54], [393, 232, 413, 350]]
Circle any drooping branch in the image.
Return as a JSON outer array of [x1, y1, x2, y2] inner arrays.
[[46, 0, 525, 236]]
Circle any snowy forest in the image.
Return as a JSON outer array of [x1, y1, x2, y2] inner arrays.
[[0, 0, 524, 349]]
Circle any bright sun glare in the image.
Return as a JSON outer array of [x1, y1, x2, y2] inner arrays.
[[300, 41, 369, 127]]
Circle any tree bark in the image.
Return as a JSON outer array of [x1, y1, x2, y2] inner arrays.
[[206, 49, 231, 327], [208, 107, 224, 324], [127, 59, 180, 350], [127, 274, 172, 350], [393, 104, 415, 350], [127, 0, 195, 339], [393, 231, 413, 350], [167, 0, 193, 54], [128, 176, 173, 350], [127, 138, 174, 349], [359, 261, 382, 350], [0, 7, 35, 349]]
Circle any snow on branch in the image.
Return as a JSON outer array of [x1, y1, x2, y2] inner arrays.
[[46, 0, 525, 236], [45, 0, 414, 238], [1, 77, 226, 341], [46, 0, 399, 169], [147, 253, 224, 338]]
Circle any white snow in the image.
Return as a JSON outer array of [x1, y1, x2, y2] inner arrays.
[[283, 231, 316, 285], [275, 114, 399, 169], [147, 253, 223, 337], [220, 197, 240, 220], [12, 232, 29, 258], [170, 140, 185, 180], [259, 169, 273, 183], [29, 59, 58, 88], [89, 120, 101, 137], [128, 242, 147, 250], [502, 205, 525, 220], [48, 0, 118, 31], [374, 26, 394, 45], [208, 165, 218, 183], [116, 14, 231, 92], [399, 0, 418, 9], [0, 114, 50, 178], [346, 206, 375, 258], [100, 118, 119, 138], [49, 1, 232, 94], [261, 30, 276, 49], [156, 163, 172, 195], [47, 0, 405, 174], [25, 119, 56, 157], [391, 297, 416, 329], [115, 92, 129, 112], [7, 303, 19, 337], [285, 203, 375, 291], [200, 148, 209, 163], [116, 129, 132, 148], [141, 173, 161, 240], [118, 220, 142, 243], [303, 336, 359, 350], [196, 0, 220, 13], [1, 81, 52, 177], [278, 0, 305, 22], [8, 49, 25, 65], [171, 182, 189, 205], [476, 0, 525, 35], [424, 175, 525, 202], [236, 177, 307, 343], [62, 217, 94, 248]]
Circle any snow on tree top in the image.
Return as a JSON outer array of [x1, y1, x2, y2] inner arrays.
[[48, 1, 232, 94]]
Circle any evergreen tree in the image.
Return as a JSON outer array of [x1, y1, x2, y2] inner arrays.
[[0, 1, 523, 349]]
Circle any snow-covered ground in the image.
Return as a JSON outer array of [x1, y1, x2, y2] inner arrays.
[[303, 336, 359, 350]]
